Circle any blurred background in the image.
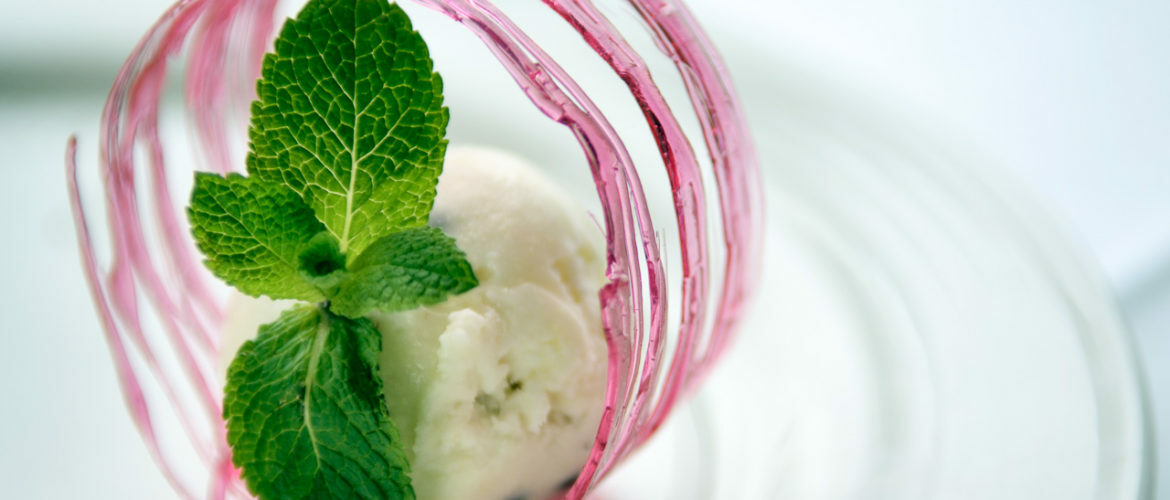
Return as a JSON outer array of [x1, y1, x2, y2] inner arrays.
[[1, 0, 1166, 498]]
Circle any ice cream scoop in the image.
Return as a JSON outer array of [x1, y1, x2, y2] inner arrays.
[[218, 146, 608, 500]]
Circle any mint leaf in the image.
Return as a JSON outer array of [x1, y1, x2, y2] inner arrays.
[[330, 226, 477, 318], [188, 172, 326, 301], [224, 305, 414, 500], [246, 0, 449, 259]]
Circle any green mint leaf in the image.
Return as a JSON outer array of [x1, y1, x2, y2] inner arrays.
[[298, 231, 348, 296], [246, 0, 449, 259], [188, 172, 326, 301], [224, 305, 414, 500], [329, 226, 477, 318]]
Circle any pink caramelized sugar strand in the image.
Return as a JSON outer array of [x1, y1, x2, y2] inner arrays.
[[538, 0, 714, 485], [70, 1, 269, 497], [68, 0, 761, 498]]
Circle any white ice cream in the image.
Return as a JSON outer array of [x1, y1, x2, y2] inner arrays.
[[218, 146, 608, 500]]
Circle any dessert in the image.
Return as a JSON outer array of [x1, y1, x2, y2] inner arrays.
[[70, 0, 761, 496]]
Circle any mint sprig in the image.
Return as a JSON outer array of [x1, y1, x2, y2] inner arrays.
[[187, 1, 475, 498]]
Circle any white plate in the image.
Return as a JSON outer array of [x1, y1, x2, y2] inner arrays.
[[594, 50, 1153, 499]]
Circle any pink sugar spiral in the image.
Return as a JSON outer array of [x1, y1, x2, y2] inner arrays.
[[67, 0, 762, 497]]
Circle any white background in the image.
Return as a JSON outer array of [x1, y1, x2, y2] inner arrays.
[[0, 0, 1166, 497]]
